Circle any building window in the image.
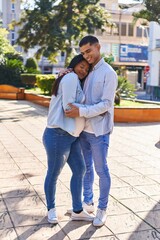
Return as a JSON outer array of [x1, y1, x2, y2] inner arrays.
[[11, 30, 15, 45], [113, 22, 119, 36], [121, 23, 126, 36], [106, 26, 112, 35], [61, 51, 65, 62], [128, 23, 134, 36], [11, 3, 15, 12], [144, 27, 149, 38], [136, 27, 142, 37], [100, 3, 105, 8]]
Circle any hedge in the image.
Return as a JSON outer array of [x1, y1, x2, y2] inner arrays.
[[36, 74, 56, 95]]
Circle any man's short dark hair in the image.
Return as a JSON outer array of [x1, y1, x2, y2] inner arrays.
[[79, 35, 99, 47]]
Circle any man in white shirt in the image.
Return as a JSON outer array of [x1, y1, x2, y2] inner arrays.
[[65, 35, 117, 227]]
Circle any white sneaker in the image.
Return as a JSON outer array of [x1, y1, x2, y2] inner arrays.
[[93, 208, 106, 227], [67, 202, 94, 214], [83, 202, 94, 213], [48, 208, 58, 224], [71, 209, 94, 221]]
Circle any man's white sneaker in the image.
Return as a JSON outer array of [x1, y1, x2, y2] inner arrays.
[[83, 202, 94, 213], [93, 208, 106, 227], [71, 209, 94, 221], [67, 202, 94, 214], [48, 208, 58, 224]]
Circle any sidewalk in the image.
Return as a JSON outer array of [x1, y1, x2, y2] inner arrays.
[[0, 99, 160, 240]]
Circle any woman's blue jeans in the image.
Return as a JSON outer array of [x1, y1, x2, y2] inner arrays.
[[43, 128, 86, 212], [80, 131, 111, 210]]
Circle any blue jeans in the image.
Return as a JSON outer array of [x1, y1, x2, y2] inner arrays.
[[43, 128, 86, 212], [80, 131, 111, 210]]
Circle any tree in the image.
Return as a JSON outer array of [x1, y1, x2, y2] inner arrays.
[[13, 0, 113, 65], [133, 0, 160, 24], [0, 28, 24, 86], [0, 28, 16, 55]]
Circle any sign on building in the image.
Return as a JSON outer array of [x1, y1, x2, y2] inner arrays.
[[119, 44, 148, 62]]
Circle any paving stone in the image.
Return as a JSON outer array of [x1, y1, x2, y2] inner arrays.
[[0, 212, 13, 229], [120, 197, 160, 213], [117, 229, 160, 240], [106, 213, 153, 234], [135, 184, 160, 196], [1, 185, 36, 198], [9, 208, 48, 227], [59, 220, 113, 240], [16, 224, 70, 240], [4, 195, 45, 211], [121, 175, 157, 186], [138, 210, 160, 229], [0, 228, 18, 240], [0, 100, 160, 239], [110, 186, 145, 200], [0, 198, 7, 213]]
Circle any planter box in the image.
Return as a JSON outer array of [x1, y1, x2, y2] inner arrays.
[[24, 93, 160, 123], [0, 84, 25, 100], [25, 93, 50, 107], [114, 107, 160, 122]]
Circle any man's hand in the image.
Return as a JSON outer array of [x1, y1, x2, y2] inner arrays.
[[58, 68, 73, 77], [65, 103, 80, 118]]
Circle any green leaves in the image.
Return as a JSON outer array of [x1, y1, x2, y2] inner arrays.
[[133, 0, 160, 24], [13, 0, 113, 64]]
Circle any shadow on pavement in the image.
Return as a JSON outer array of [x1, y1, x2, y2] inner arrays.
[[128, 201, 160, 240]]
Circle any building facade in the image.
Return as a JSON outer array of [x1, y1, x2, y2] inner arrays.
[[147, 22, 160, 100], [1, 0, 22, 52], [96, 0, 149, 89], [1, 0, 150, 90]]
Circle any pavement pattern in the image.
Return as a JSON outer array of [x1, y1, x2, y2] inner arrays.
[[0, 99, 160, 240]]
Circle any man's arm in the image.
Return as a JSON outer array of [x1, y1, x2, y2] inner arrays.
[[65, 71, 117, 118]]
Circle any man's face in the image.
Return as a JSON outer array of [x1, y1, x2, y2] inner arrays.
[[80, 43, 101, 66]]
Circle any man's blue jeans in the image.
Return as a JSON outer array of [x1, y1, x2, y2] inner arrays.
[[43, 128, 86, 212], [80, 131, 111, 210]]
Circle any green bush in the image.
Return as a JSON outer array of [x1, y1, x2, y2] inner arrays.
[[21, 74, 37, 88], [25, 57, 41, 74], [115, 76, 136, 105], [36, 75, 56, 95], [0, 57, 25, 87], [25, 57, 38, 69]]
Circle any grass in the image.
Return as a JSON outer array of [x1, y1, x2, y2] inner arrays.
[[25, 87, 48, 95], [116, 99, 160, 107]]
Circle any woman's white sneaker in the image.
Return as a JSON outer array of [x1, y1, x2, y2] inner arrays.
[[48, 208, 58, 224], [71, 209, 94, 221], [93, 208, 106, 227], [67, 202, 94, 214]]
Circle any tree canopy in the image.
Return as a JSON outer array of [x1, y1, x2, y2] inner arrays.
[[0, 28, 16, 55], [13, 0, 113, 65], [0, 28, 24, 87], [133, 0, 160, 24]]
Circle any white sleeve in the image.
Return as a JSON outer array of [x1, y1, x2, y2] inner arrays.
[[61, 73, 78, 111]]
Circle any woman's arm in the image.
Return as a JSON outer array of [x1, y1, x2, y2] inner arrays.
[[61, 73, 78, 111]]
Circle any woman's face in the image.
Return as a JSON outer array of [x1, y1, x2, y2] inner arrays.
[[74, 60, 90, 80]]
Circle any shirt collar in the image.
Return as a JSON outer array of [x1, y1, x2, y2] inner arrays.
[[92, 58, 105, 71]]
